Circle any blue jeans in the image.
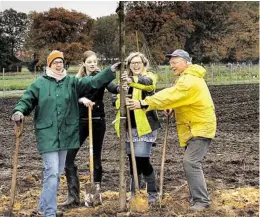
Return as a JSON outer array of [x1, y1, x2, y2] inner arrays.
[[38, 150, 67, 217], [126, 141, 152, 157]]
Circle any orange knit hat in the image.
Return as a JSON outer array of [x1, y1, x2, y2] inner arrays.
[[47, 50, 64, 67]]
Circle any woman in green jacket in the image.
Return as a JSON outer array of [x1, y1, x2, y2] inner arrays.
[[11, 50, 120, 217], [114, 52, 161, 203]]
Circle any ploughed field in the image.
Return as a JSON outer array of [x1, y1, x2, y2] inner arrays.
[[0, 84, 259, 217]]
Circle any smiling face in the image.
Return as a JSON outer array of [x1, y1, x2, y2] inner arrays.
[[84, 54, 98, 75], [169, 57, 189, 76], [129, 56, 145, 75], [50, 58, 64, 74]]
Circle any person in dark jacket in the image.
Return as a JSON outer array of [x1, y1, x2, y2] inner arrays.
[[60, 50, 119, 207], [11, 50, 120, 217], [114, 52, 161, 204]]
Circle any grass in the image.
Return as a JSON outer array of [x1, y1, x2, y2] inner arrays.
[[0, 64, 259, 91]]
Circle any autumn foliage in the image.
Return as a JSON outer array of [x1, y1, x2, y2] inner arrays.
[[0, 1, 259, 70]]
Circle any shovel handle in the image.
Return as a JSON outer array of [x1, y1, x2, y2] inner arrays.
[[9, 120, 24, 213], [126, 108, 139, 190], [14, 119, 24, 138], [159, 116, 170, 205], [88, 106, 94, 184]]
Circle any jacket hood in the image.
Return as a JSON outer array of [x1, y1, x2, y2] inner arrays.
[[183, 64, 206, 78]]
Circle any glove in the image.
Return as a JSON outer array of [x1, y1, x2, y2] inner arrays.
[[121, 70, 133, 84], [78, 97, 95, 108], [11, 111, 24, 122], [110, 62, 121, 72]]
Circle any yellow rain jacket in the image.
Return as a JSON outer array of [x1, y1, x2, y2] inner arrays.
[[114, 71, 158, 137], [144, 64, 217, 147]]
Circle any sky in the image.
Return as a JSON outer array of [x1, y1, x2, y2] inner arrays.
[[0, 0, 119, 19]]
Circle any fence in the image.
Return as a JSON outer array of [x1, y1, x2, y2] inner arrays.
[[0, 63, 259, 98]]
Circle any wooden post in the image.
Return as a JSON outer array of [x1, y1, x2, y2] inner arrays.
[[136, 31, 139, 52], [117, 1, 127, 212], [3, 68, 5, 98]]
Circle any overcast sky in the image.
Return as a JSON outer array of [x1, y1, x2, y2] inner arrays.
[[0, 1, 118, 19]]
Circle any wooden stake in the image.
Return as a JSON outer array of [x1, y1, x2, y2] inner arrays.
[[117, 1, 127, 212]]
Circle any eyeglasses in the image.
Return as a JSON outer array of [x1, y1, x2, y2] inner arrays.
[[52, 61, 64, 65], [170, 59, 184, 66], [130, 61, 143, 66]]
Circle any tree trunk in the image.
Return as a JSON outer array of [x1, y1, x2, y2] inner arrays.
[[117, 1, 127, 212]]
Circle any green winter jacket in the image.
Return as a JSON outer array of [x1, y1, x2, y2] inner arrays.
[[13, 67, 115, 153]]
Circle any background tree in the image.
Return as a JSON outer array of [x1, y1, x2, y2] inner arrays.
[[125, 1, 194, 64], [0, 9, 29, 56], [91, 14, 119, 65], [222, 2, 259, 62], [24, 7, 94, 66]]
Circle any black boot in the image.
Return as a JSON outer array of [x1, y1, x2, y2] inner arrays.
[[59, 166, 80, 207], [143, 171, 158, 204]]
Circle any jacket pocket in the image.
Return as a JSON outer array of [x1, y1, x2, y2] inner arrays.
[[65, 118, 79, 143], [65, 118, 78, 125], [36, 120, 53, 129]]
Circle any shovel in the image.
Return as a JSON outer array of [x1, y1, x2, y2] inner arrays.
[[84, 106, 101, 207], [159, 116, 170, 208], [4, 120, 24, 217], [126, 108, 148, 213]]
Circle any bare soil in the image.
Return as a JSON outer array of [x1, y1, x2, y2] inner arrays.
[[0, 84, 259, 217]]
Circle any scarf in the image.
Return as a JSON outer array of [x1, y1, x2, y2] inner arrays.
[[46, 67, 67, 81]]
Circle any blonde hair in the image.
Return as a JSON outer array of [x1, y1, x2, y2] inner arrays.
[[76, 50, 97, 78], [125, 52, 149, 75]]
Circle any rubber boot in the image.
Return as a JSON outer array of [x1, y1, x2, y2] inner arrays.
[[59, 166, 80, 207], [143, 171, 158, 204], [127, 175, 142, 201]]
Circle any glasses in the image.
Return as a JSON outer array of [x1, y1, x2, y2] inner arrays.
[[170, 59, 184, 66], [52, 61, 64, 65], [130, 61, 143, 66]]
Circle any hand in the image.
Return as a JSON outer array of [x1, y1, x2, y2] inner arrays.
[[11, 111, 24, 123], [110, 62, 121, 72], [121, 71, 132, 84], [78, 97, 95, 108], [122, 82, 129, 91], [163, 109, 174, 117], [95, 66, 101, 72], [126, 98, 141, 110]]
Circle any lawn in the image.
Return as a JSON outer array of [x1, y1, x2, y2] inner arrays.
[[0, 64, 259, 91]]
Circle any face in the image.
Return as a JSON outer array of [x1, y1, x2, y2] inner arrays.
[[169, 57, 189, 76], [129, 56, 145, 75], [84, 55, 98, 75], [50, 58, 64, 73]]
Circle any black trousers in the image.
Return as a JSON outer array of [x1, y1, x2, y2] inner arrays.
[[65, 118, 106, 183], [128, 155, 154, 176]]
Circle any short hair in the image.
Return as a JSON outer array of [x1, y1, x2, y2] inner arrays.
[[125, 52, 149, 73]]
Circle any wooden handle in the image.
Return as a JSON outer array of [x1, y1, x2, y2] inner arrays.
[[88, 107, 94, 184], [126, 108, 139, 190], [9, 120, 24, 213], [159, 116, 170, 200]]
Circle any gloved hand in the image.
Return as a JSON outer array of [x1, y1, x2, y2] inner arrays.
[[121, 70, 133, 84], [110, 62, 121, 72], [122, 82, 129, 91], [78, 97, 95, 108], [11, 111, 24, 122]]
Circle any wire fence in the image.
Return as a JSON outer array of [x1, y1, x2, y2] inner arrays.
[[0, 63, 259, 98]]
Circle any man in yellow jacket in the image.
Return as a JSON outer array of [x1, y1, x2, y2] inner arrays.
[[126, 49, 216, 211]]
